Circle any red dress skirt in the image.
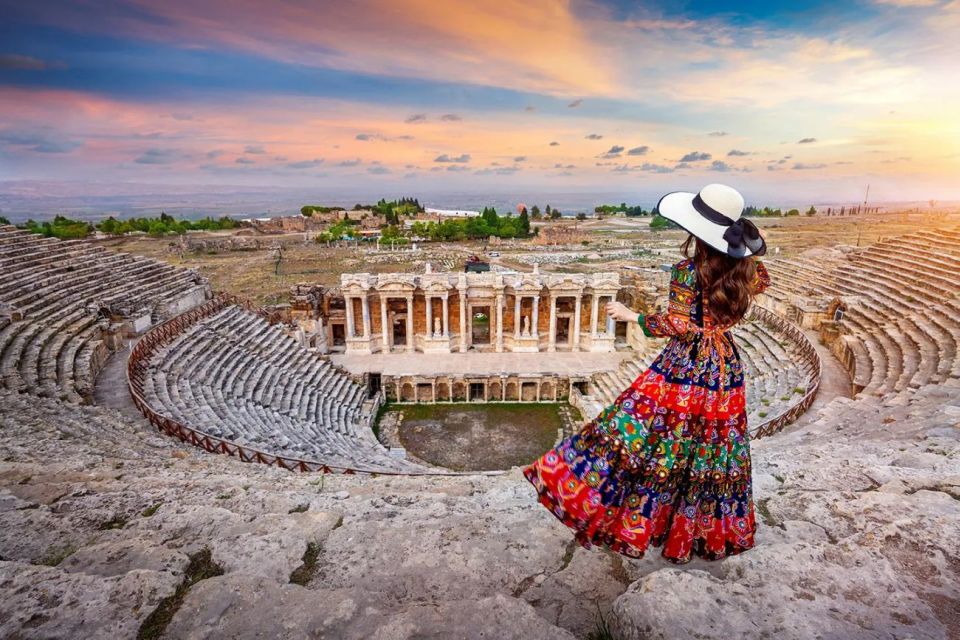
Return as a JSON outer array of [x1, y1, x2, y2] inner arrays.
[[523, 258, 764, 563]]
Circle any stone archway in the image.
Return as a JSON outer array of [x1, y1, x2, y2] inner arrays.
[[436, 381, 450, 401], [540, 380, 554, 400]]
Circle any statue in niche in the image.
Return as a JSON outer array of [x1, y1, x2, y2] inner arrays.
[[434, 316, 442, 337], [522, 314, 531, 336]]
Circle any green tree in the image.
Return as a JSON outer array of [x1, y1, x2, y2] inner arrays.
[[518, 208, 530, 237], [649, 214, 677, 230], [806, 206, 817, 216], [147, 220, 167, 237], [499, 218, 518, 238], [410, 221, 429, 237], [22, 215, 93, 240], [380, 225, 404, 242], [530, 205, 541, 219]]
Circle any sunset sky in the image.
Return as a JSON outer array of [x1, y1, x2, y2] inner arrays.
[[1, 0, 959, 206]]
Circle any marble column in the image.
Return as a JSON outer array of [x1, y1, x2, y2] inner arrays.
[[572, 293, 582, 351], [495, 293, 504, 352], [441, 294, 450, 337], [459, 292, 467, 352], [590, 294, 599, 338], [361, 294, 371, 338], [532, 294, 540, 341], [606, 295, 615, 335], [344, 295, 355, 338], [380, 295, 389, 352], [513, 294, 521, 338], [405, 294, 414, 352], [547, 294, 557, 352], [425, 294, 433, 338]]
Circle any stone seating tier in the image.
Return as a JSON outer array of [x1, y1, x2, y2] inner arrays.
[[0, 226, 212, 402], [140, 303, 425, 473], [764, 228, 960, 396]]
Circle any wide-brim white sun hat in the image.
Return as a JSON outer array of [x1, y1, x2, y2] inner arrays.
[[657, 183, 766, 258]]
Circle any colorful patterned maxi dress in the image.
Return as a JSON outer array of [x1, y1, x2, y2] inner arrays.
[[523, 257, 771, 563]]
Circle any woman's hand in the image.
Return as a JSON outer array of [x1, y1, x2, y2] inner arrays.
[[605, 300, 639, 323]]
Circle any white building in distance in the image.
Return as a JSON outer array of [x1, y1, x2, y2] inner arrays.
[[424, 208, 480, 218]]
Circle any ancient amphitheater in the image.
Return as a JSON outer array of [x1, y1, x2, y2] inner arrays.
[[1, 222, 958, 639]]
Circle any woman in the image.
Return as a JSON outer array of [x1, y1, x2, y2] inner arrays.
[[523, 183, 770, 564]]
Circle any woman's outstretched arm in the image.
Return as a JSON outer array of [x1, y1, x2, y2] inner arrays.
[[606, 263, 694, 338]]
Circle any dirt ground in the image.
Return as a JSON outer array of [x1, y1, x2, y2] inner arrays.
[[392, 403, 564, 472], [98, 235, 451, 304], [97, 209, 957, 304]]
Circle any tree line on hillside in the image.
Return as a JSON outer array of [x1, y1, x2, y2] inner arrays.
[[301, 197, 424, 226], [743, 206, 816, 217], [9, 213, 239, 240], [647, 204, 818, 231], [517, 204, 563, 220], [315, 205, 534, 244], [410, 207, 531, 241], [594, 203, 653, 216]]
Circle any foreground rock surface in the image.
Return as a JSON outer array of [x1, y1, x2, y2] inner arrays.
[[1, 381, 958, 639]]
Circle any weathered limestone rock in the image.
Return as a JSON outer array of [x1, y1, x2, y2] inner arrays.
[[0, 561, 180, 639], [611, 380, 960, 640], [166, 574, 577, 640], [0, 378, 958, 639], [59, 538, 191, 578]]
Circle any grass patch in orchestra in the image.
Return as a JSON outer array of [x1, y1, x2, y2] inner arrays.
[[392, 402, 565, 472]]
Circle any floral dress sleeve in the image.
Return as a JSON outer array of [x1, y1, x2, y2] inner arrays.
[[751, 260, 771, 295], [640, 261, 696, 338]]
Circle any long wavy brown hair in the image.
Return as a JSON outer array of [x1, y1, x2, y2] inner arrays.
[[682, 234, 758, 328]]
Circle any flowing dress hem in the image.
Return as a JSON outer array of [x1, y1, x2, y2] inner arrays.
[[522, 464, 757, 564]]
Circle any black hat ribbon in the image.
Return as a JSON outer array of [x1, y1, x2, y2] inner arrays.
[[692, 193, 767, 258]]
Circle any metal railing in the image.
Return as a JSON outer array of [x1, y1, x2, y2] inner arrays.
[[748, 305, 822, 438]]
